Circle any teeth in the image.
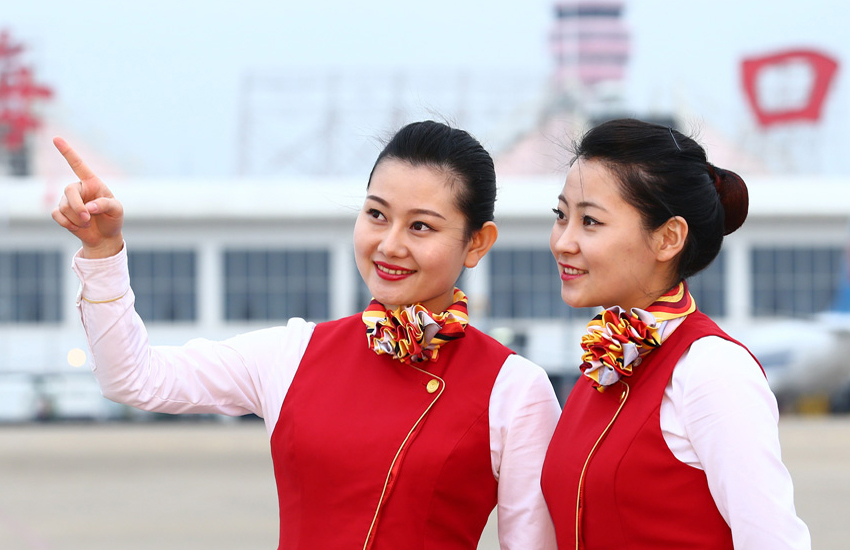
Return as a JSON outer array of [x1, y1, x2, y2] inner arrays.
[[563, 267, 585, 275], [378, 265, 414, 275]]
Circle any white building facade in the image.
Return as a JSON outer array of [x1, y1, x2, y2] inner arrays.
[[2, 174, 849, 419]]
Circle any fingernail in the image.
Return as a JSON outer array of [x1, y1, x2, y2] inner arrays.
[[87, 202, 99, 214]]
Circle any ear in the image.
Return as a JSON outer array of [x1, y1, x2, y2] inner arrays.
[[464, 221, 498, 268], [654, 216, 688, 263]]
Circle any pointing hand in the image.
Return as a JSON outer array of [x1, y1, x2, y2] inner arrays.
[[51, 137, 125, 258]]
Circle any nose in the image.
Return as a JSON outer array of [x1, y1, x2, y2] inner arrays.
[[550, 219, 580, 258], [377, 224, 409, 258]]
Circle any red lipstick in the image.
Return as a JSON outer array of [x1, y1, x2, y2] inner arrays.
[[375, 261, 416, 281]]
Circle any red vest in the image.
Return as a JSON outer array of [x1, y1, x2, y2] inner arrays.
[[270, 314, 511, 550], [542, 311, 757, 549]]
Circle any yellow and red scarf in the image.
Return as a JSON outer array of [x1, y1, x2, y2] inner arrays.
[[580, 281, 696, 391], [362, 288, 469, 364]]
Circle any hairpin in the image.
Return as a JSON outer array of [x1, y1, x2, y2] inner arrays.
[[669, 127, 682, 151]]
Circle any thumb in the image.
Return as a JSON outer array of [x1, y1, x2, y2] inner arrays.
[[86, 196, 123, 218], [80, 176, 112, 202]]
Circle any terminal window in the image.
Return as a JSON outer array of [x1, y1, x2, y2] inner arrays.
[[751, 246, 844, 317], [488, 249, 596, 320], [225, 249, 330, 321], [128, 250, 197, 322], [355, 277, 373, 314], [0, 251, 62, 323], [686, 250, 726, 317]]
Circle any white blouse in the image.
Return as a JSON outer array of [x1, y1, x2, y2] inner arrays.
[[661, 334, 811, 549], [72, 246, 561, 550]]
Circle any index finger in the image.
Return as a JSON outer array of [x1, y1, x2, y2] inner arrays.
[[53, 136, 98, 182]]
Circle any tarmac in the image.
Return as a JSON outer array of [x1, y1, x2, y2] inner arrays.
[[0, 414, 847, 549]]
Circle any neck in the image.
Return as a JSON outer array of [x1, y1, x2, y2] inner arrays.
[[377, 292, 458, 315], [610, 280, 683, 313]]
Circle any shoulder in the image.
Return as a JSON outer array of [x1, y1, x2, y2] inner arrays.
[[679, 336, 763, 384], [298, 314, 365, 347], [673, 335, 777, 418], [310, 313, 363, 335], [465, 325, 513, 352], [498, 353, 553, 384], [221, 317, 317, 357], [492, 354, 560, 414]]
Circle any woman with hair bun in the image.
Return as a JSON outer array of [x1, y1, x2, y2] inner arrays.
[[541, 118, 810, 549]]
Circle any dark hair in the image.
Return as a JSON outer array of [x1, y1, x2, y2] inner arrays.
[[367, 120, 496, 240], [572, 118, 748, 281]]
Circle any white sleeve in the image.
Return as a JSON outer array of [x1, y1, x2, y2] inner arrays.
[[72, 246, 314, 436], [489, 354, 561, 550], [661, 336, 811, 550]]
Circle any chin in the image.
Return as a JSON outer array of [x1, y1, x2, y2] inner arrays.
[[561, 294, 596, 311], [560, 290, 581, 309], [369, 290, 410, 308]]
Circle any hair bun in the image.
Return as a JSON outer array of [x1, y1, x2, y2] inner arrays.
[[709, 164, 748, 235]]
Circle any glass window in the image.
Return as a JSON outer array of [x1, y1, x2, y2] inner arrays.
[[0, 251, 62, 323], [355, 276, 373, 313], [128, 251, 197, 322], [225, 249, 330, 321], [751, 246, 844, 317], [686, 250, 726, 317], [488, 248, 595, 320]]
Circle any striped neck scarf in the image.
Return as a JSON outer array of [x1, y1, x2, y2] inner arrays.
[[362, 288, 469, 364], [580, 281, 696, 392]]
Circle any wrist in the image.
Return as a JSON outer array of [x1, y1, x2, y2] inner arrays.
[[81, 236, 125, 259]]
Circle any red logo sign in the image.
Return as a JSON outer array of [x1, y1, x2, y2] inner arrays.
[[741, 49, 838, 127]]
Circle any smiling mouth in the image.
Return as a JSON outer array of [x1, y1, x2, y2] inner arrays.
[[562, 266, 587, 275], [376, 263, 416, 276]]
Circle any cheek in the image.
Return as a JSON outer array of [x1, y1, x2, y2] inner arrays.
[[616, 241, 655, 275], [352, 219, 371, 257]]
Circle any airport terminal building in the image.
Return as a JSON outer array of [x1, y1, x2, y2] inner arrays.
[[3, 173, 850, 419]]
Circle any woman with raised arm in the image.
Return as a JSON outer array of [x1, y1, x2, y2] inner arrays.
[[540, 118, 810, 549], [52, 120, 560, 550]]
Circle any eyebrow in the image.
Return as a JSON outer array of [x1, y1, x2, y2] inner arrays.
[[365, 195, 447, 220], [557, 194, 608, 212]]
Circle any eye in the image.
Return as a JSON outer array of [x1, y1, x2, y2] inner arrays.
[[552, 207, 566, 222], [410, 221, 433, 232], [366, 208, 386, 221], [582, 215, 601, 227]]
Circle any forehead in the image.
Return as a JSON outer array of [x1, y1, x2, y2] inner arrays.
[[369, 159, 457, 205], [562, 159, 623, 204]]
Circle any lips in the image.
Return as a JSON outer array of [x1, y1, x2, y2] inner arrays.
[[559, 262, 587, 280], [375, 261, 416, 280]]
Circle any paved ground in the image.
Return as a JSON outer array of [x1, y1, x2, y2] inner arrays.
[[0, 414, 846, 549]]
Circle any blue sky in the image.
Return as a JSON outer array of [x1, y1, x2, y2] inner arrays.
[[4, 0, 849, 177]]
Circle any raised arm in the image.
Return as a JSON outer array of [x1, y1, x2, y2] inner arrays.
[[51, 137, 313, 427]]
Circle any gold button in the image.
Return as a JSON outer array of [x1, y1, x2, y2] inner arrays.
[[426, 379, 440, 394]]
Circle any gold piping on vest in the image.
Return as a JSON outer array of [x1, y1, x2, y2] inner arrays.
[[575, 381, 630, 550], [362, 366, 445, 550]]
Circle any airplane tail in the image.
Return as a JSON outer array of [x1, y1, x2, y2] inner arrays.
[[829, 247, 850, 312]]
